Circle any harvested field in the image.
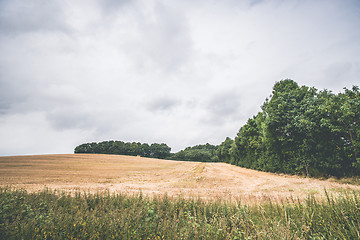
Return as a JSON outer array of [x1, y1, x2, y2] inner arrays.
[[1, 154, 359, 203]]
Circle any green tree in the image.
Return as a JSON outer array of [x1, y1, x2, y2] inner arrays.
[[150, 143, 171, 159], [139, 143, 151, 157], [171, 143, 219, 162], [216, 137, 233, 163], [338, 86, 360, 171]]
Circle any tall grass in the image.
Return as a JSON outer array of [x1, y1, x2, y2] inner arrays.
[[1, 187, 359, 239]]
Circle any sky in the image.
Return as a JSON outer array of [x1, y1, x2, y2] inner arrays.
[[0, 0, 360, 156]]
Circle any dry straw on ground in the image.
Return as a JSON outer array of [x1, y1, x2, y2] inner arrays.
[[1, 154, 359, 203]]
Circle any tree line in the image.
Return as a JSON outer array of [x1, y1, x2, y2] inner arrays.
[[74, 140, 219, 162], [74, 141, 172, 159], [217, 79, 360, 177], [75, 79, 359, 177]]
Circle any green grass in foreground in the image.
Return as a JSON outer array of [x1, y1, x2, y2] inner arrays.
[[1, 188, 360, 239]]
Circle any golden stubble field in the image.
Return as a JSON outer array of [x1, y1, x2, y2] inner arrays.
[[1, 154, 359, 203]]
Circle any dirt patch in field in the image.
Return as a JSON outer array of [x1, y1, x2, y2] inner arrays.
[[1, 154, 359, 203]]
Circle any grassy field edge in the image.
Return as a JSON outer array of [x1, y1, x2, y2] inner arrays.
[[1, 187, 360, 239]]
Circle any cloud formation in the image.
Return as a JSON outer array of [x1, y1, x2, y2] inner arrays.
[[1, 0, 360, 155]]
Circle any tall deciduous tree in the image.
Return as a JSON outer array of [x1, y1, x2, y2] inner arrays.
[[224, 79, 360, 177]]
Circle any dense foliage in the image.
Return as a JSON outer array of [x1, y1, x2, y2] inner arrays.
[[1, 188, 360, 239], [170, 143, 219, 162], [74, 141, 171, 159], [225, 79, 360, 177], [75, 141, 220, 162]]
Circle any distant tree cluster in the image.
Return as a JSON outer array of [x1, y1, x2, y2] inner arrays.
[[170, 143, 219, 162], [74, 141, 171, 159], [74, 141, 220, 162], [219, 79, 360, 177]]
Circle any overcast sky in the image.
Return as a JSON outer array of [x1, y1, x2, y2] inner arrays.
[[0, 0, 359, 156]]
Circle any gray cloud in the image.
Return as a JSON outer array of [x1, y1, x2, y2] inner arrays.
[[1, 0, 360, 155], [207, 93, 240, 117], [100, 0, 132, 10], [202, 92, 242, 125], [249, 0, 264, 7], [0, 0, 69, 35], [146, 97, 181, 112], [46, 109, 94, 131], [0, 69, 32, 115], [122, 1, 193, 73]]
